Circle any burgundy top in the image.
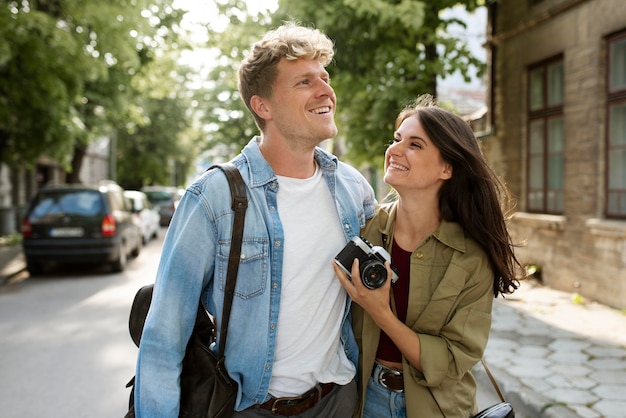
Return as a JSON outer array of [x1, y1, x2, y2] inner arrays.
[[375, 239, 411, 363]]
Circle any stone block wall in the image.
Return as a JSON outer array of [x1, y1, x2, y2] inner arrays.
[[489, 0, 626, 309]]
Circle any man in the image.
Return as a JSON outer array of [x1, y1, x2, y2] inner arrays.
[[134, 22, 376, 417]]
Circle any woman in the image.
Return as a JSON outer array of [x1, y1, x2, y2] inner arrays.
[[333, 95, 523, 417]]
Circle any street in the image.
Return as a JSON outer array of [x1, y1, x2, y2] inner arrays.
[[0, 229, 519, 418], [0, 230, 164, 418]]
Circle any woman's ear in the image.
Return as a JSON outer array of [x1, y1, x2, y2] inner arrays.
[[250, 95, 271, 121], [441, 163, 453, 180]]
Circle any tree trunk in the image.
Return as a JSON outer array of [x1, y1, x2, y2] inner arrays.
[[66, 144, 85, 184], [425, 42, 439, 98], [424, 3, 440, 98], [0, 130, 7, 166]]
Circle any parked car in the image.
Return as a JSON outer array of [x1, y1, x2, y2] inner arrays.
[[20, 181, 142, 275], [124, 190, 160, 245], [141, 186, 179, 226]]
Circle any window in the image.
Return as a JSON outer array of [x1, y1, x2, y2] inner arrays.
[[527, 58, 564, 214], [607, 32, 626, 218]]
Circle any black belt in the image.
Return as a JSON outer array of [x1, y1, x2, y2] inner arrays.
[[258, 382, 336, 416], [373, 363, 404, 392]]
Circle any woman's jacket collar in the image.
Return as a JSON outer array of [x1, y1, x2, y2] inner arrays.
[[374, 201, 467, 254]]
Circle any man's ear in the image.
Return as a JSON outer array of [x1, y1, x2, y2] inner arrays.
[[250, 95, 271, 121]]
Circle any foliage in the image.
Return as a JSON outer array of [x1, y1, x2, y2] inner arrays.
[[0, 0, 90, 166], [197, 1, 274, 156], [0, 0, 197, 186], [187, 0, 486, 168], [116, 56, 203, 189], [194, 0, 486, 168], [0, 0, 487, 189], [272, 0, 486, 167]]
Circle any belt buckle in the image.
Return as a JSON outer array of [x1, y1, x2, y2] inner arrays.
[[270, 396, 305, 414], [378, 367, 404, 393]]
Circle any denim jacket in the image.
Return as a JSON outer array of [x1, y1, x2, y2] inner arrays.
[[134, 137, 376, 416]]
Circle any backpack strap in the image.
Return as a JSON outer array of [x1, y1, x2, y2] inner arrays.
[[128, 162, 248, 354], [208, 163, 248, 356]]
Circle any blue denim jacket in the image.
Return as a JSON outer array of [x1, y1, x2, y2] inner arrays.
[[134, 137, 376, 416]]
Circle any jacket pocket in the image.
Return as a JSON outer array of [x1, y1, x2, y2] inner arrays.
[[217, 238, 268, 299]]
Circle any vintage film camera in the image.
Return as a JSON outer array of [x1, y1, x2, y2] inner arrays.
[[334, 236, 399, 289]]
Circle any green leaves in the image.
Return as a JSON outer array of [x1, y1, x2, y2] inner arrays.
[[0, 0, 197, 187], [271, 0, 484, 165]]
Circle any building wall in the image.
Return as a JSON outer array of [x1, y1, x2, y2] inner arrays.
[[489, 0, 626, 309], [79, 136, 111, 185]]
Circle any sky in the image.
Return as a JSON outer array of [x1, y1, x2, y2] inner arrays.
[[174, 0, 278, 38], [173, 0, 278, 71], [440, 5, 487, 88]]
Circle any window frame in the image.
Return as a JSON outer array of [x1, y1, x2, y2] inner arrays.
[[606, 31, 626, 219], [527, 56, 565, 215]]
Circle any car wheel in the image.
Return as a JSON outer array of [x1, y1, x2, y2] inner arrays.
[[131, 238, 141, 258], [111, 243, 127, 272], [26, 260, 44, 277]]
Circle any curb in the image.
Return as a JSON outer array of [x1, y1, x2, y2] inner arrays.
[[0, 244, 27, 288], [0, 267, 27, 288]]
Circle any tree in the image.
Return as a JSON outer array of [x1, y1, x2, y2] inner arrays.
[[0, 0, 91, 167], [115, 56, 203, 189], [195, 0, 485, 169], [272, 0, 486, 166], [0, 0, 190, 183], [197, 1, 273, 156]]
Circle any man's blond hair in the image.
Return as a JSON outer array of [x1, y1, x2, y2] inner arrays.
[[238, 22, 335, 131]]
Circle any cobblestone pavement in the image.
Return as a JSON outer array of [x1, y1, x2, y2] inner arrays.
[[479, 278, 626, 418]]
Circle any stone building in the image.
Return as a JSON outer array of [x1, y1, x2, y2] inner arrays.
[[484, 0, 626, 309]]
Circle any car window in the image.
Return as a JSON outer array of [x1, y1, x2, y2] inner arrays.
[[144, 191, 174, 203], [30, 191, 103, 220], [108, 190, 127, 211], [132, 197, 142, 211], [130, 196, 145, 212], [142, 196, 153, 210]]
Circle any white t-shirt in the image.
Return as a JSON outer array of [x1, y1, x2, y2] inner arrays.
[[269, 165, 356, 397]]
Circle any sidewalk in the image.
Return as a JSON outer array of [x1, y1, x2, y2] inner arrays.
[[1, 244, 625, 417], [477, 278, 626, 418], [0, 243, 26, 287]]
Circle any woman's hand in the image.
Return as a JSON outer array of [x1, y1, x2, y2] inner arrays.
[[333, 258, 424, 371], [332, 258, 395, 324]]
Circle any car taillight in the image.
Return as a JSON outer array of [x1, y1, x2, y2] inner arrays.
[[102, 214, 116, 236], [21, 219, 32, 238]]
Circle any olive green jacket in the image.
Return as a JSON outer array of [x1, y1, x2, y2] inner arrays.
[[353, 202, 495, 418]]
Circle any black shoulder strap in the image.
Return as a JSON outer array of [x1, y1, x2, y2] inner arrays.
[[127, 163, 247, 353], [209, 163, 248, 357]]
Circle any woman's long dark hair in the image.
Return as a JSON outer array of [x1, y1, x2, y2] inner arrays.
[[395, 95, 523, 296]]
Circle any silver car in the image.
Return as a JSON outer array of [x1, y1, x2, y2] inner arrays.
[[124, 190, 160, 244]]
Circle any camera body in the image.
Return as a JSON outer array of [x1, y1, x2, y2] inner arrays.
[[334, 236, 399, 289]]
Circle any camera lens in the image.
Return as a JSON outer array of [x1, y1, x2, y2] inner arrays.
[[360, 260, 388, 289]]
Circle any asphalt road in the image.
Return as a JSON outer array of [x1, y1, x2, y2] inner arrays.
[[0, 230, 163, 417]]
